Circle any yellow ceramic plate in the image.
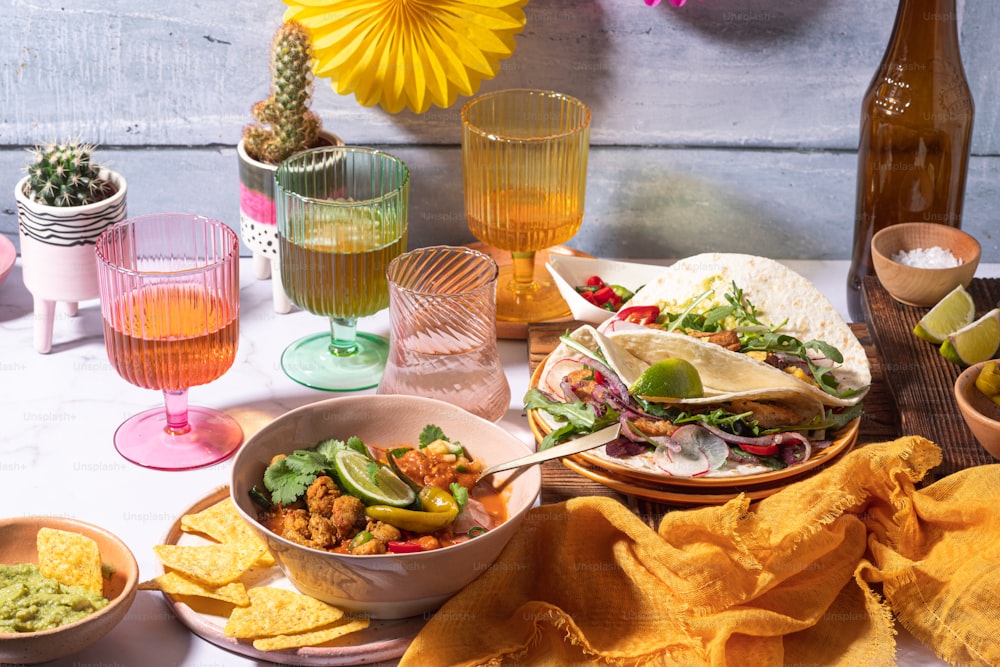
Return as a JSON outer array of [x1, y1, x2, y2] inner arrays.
[[528, 357, 860, 490], [560, 456, 794, 505]]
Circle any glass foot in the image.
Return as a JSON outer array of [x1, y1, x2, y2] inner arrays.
[[281, 331, 390, 391], [495, 263, 572, 323], [114, 406, 243, 470]]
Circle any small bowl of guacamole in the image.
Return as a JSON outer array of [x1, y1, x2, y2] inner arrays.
[[0, 516, 138, 665]]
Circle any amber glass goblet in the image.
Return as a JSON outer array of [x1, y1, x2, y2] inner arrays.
[[462, 89, 591, 323]]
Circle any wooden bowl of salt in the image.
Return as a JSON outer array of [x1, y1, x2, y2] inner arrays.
[[871, 222, 980, 307]]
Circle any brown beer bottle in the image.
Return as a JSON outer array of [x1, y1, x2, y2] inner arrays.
[[846, 0, 974, 322]]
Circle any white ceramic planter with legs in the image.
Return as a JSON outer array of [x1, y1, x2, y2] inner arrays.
[[14, 170, 127, 353]]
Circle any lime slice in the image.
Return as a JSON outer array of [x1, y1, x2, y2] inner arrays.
[[333, 449, 416, 507], [939, 308, 1000, 366], [630, 358, 704, 399], [914, 285, 976, 344]]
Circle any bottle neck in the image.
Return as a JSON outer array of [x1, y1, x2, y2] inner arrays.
[[885, 0, 962, 63]]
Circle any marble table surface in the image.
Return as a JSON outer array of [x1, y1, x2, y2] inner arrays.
[[2, 257, 991, 666]]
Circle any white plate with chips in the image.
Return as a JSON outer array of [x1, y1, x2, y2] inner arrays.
[[151, 487, 425, 666]]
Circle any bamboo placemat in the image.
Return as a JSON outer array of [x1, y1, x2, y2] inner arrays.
[[861, 275, 999, 478]]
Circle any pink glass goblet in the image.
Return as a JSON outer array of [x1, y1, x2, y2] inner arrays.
[[95, 213, 242, 470]]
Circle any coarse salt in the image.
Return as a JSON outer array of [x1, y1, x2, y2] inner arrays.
[[892, 246, 962, 269]]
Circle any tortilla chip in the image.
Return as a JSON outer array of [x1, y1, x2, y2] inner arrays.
[[138, 571, 250, 606], [152, 543, 264, 587], [180, 498, 275, 567], [224, 586, 346, 639], [36, 527, 103, 594], [251, 618, 370, 651]]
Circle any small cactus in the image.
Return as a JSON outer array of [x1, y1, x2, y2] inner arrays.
[[22, 141, 117, 207], [242, 20, 322, 165]]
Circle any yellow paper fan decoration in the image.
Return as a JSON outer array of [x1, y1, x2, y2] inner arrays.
[[282, 0, 528, 114]]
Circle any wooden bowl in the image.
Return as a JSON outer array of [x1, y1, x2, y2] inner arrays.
[[871, 223, 980, 307], [955, 361, 1000, 461], [0, 517, 138, 664]]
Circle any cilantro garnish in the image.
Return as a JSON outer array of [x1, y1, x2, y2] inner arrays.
[[449, 483, 469, 512], [263, 449, 334, 506], [419, 425, 447, 446], [262, 437, 368, 506]]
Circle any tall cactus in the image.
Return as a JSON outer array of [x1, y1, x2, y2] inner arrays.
[[22, 141, 117, 207], [242, 21, 322, 165]]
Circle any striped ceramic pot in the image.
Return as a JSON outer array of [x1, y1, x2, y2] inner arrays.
[[237, 133, 343, 314], [14, 170, 127, 353]]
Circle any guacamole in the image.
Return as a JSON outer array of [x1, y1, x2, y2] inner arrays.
[[0, 564, 108, 633]]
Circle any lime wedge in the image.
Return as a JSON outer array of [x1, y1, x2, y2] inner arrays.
[[334, 449, 416, 507], [630, 358, 704, 399], [939, 308, 1000, 367], [914, 285, 975, 344]]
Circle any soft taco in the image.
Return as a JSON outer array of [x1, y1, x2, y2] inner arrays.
[[525, 253, 870, 478]]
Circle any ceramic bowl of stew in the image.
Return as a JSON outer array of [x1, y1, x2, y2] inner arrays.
[[230, 394, 541, 619], [0, 516, 138, 664], [871, 223, 980, 307]]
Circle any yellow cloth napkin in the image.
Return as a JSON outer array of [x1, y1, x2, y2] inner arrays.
[[399, 437, 1000, 666]]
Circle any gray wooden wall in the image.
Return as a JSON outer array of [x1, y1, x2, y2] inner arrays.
[[2, 0, 997, 264]]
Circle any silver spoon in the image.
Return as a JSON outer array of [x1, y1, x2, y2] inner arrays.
[[477, 423, 622, 482]]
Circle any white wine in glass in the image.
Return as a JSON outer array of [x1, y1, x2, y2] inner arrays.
[[276, 146, 409, 391]]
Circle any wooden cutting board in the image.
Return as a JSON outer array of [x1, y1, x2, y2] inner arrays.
[[861, 275, 999, 478]]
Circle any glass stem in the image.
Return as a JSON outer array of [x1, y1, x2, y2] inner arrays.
[[510, 251, 539, 294], [330, 317, 360, 357], [162, 389, 192, 436]]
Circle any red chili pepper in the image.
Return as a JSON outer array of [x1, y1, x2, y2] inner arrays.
[[616, 305, 660, 325], [387, 540, 423, 554], [737, 442, 779, 456], [591, 286, 618, 307]]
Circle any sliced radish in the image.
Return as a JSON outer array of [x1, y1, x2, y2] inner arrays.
[[653, 425, 729, 476], [654, 442, 710, 477], [541, 356, 586, 395]]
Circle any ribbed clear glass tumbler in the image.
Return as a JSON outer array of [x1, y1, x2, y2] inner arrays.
[[378, 246, 510, 422]]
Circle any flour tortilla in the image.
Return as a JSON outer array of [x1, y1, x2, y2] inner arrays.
[[538, 324, 825, 419], [600, 253, 870, 404], [537, 253, 869, 410]]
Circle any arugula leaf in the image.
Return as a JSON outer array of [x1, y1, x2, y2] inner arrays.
[[664, 289, 715, 332], [524, 388, 620, 449], [523, 388, 599, 430]]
